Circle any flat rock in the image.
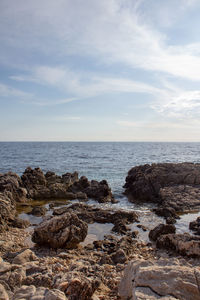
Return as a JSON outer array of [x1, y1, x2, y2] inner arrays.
[[119, 259, 200, 300]]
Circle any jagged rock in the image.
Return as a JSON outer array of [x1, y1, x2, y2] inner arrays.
[[28, 206, 47, 216], [69, 178, 114, 203], [0, 261, 26, 291], [156, 233, 200, 257], [0, 192, 16, 232], [53, 203, 138, 234], [0, 172, 27, 203], [12, 217, 30, 229], [189, 216, 200, 235], [124, 163, 200, 212], [32, 213, 88, 249], [13, 285, 67, 300], [0, 283, 9, 300], [119, 259, 200, 300], [12, 249, 37, 265], [153, 207, 178, 219], [149, 224, 176, 241], [111, 249, 127, 264], [55, 272, 100, 300]]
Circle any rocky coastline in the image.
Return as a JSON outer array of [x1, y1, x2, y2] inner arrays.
[[0, 163, 200, 299]]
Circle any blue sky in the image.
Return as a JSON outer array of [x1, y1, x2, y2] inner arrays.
[[1, 0, 200, 141]]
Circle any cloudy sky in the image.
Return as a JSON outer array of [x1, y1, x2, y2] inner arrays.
[[1, 0, 200, 141]]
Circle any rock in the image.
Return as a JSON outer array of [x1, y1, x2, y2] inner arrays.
[[111, 249, 127, 264], [32, 212, 88, 249], [112, 220, 129, 235], [12, 249, 37, 265], [149, 224, 176, 241], [56, 273, 100, 300], [69, 178, 114, 203], [189, 216, 200, 235], [124, 163, 200, 212], [13, 285, 67, 300], [0, 172, 27, 203], [56, 203, 138, 227], [119, 259, 200, 300], [0, 192, 16, 232], [153, 207, 178, 219], [137, 224, 147, 231], [156, 233, 200, 257], [28, 206, 47, 216], [12, 217, 30, 228], [0, 283, 9, 300], [45, 289, 67, 300]]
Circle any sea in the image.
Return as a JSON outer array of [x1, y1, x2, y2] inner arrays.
[[1, 141, 200, 241]]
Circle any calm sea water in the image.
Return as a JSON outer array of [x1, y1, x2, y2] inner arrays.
[[1, 142, 200, 238]]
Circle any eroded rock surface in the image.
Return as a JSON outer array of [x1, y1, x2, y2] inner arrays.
[[124, 163, 200, 212], [119, 259, 200, 300], [32, 212, 88, 248], [156, 233, 200, 257]]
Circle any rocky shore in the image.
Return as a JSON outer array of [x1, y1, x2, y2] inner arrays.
[[0, 164, 200, 299]]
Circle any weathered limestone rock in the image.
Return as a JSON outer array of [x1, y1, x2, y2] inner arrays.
[[0, 192, 16, 232], [0, 172, 27, 202], [124, 163, 200, 212], [55, 272, 100, 300], [149, 224, 176, 241], [0, 283, 9, 300], [32, 213, 88, 248], [119, 259, 200, 300], [13, 285, 67, 300], [12, 249, 37, 265], [156, 233, 200, 257]]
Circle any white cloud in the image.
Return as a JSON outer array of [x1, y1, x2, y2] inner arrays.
[[0, 83, 32, 99]]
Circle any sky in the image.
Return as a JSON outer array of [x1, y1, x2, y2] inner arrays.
[[1, 0, 200, 141]]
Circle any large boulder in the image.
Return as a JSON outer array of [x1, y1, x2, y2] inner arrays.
[[119, 259, 200, 300], [124, 163, 200, 212], [32, 213, 88, 248], [156, 233, 200, 257]]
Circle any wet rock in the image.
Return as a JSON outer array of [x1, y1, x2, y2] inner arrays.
[[124, 163, 200, 212], [119, 259, 200, 300], [32, 212, 88, 249], [12, 249, 37, 265], [154, 207, 178, 219], [131, 230, 139, 238], [69, 178, 114, 203], [189, 217, 200, 235], [28, 206, 47, 216], [149, 224, 176, 241], [137, 224, 147, 231], [55, 203, 138, 228], [112, 220, 129, 235], [156, 233, 200, 257]]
